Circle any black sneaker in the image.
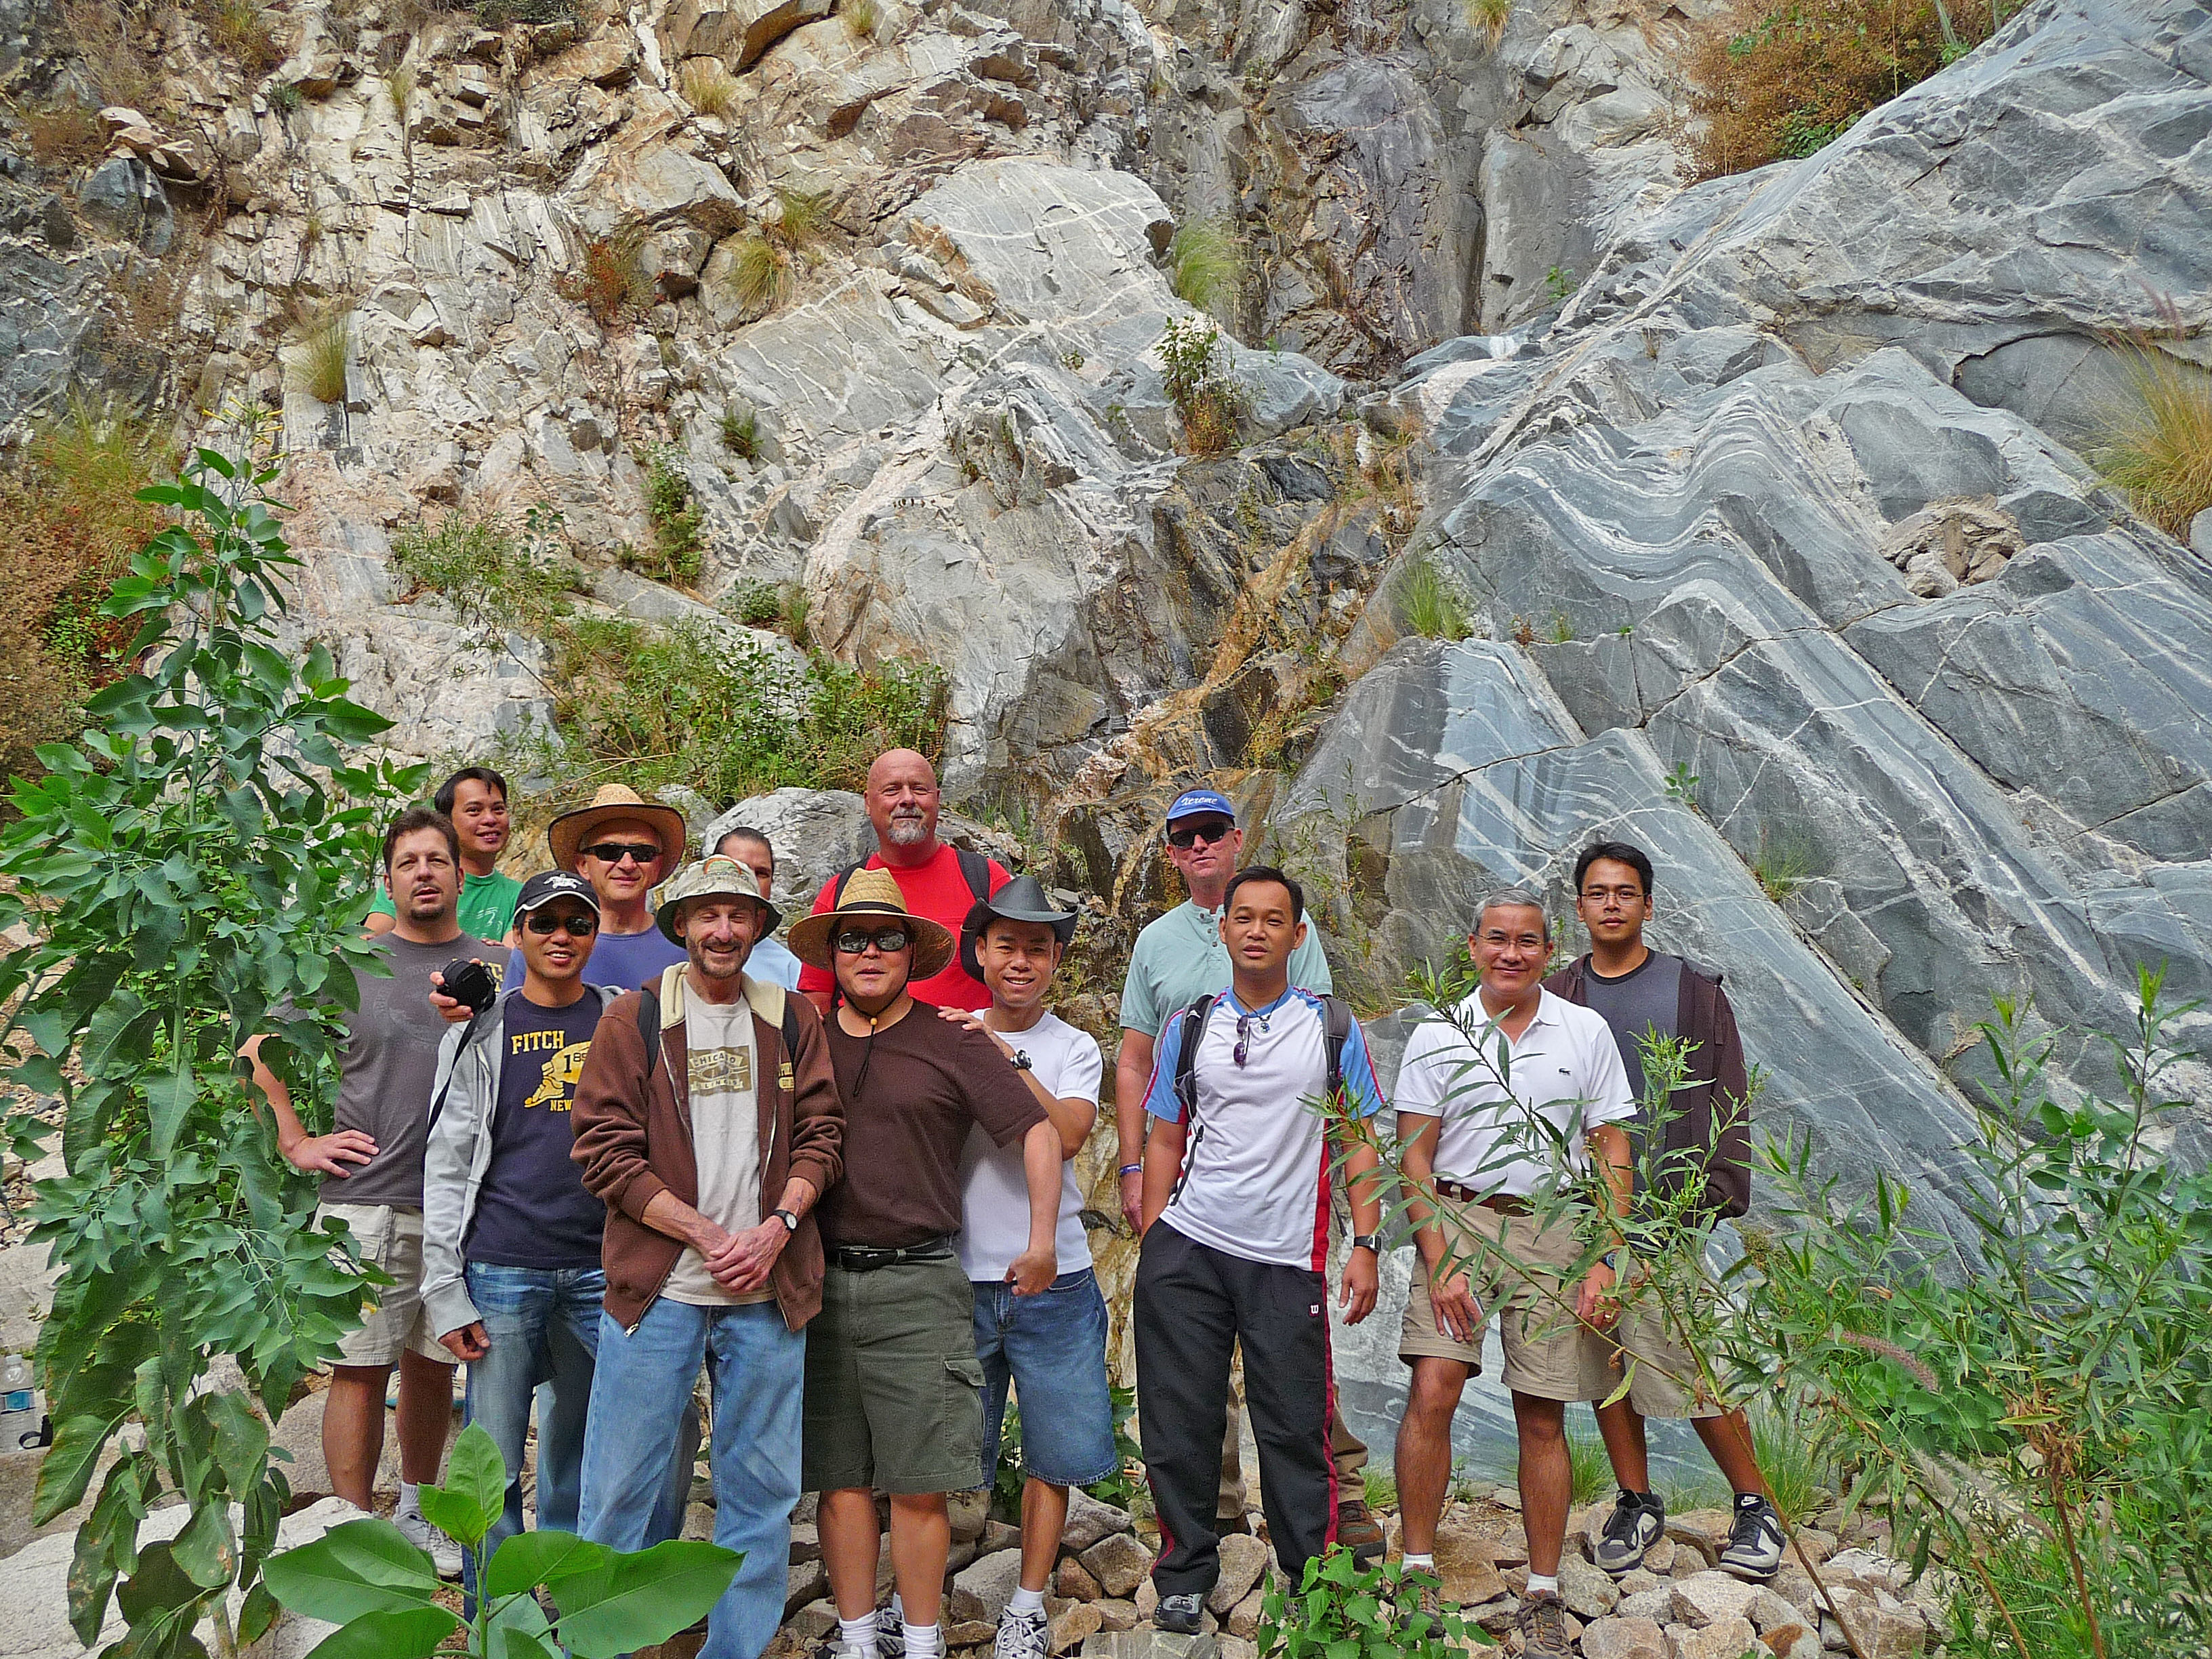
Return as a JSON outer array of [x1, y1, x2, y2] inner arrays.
[[1155, 1592, 1206, 1635], [1594, 1487, 1666, 1575], [1719, 1492, 1785, 1579]]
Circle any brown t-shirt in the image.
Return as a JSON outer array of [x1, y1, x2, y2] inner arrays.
[[818, 1001, 1045, 1249]]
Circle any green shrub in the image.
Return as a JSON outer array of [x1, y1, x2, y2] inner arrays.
[[1748, 1399, 1832, 1526], [724, 577, 783, 626], [720, 405, 760, 459], [1397, 556, 1471, 641], [631, 445, 705, 586], [552, 615, 947, 802], [1258, 1551, 1483, 1658], [1168, 218, 1241, 319], [2096, 337, 2212, 542], [390, 502, 574, 644], [1158, 314, 1245, 455], [1750, 828, 1820, 903]]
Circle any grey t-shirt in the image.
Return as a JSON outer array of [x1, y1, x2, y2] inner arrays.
[[1578, 950, 1683, 1108], [318, 931, 495, 1208]]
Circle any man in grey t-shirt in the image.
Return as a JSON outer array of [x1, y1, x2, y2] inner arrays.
[[245, 806, 491, 1578]]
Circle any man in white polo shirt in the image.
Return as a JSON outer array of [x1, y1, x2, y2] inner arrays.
[[1134, 866, 1387, 1635], [1391, 888, 1635, 1659]]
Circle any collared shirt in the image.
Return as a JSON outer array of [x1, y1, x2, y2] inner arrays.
[[1119, 900, 1335, 1039], [1143, 986, 1385, 1270], [1393, 987, 1636, 1197]]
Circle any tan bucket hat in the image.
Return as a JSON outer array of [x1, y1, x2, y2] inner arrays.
[[787, 867, 956, 980], [547, 783, 689, 874], [656, 855, 781, 945]]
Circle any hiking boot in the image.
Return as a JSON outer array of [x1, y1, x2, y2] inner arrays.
[[1594, 1487, 1667, 1575], [1719, 1492, 1785, 1579], [1338, 1497, 1386, 1567], [1513, 1589, 1574, 1659], [392, 1509, 462, 1580], [1155, 1593, 1206, 1635], [993, 1606, 1050, 1659]]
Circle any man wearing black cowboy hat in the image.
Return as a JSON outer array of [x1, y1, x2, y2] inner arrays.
[[790, 869, 1063, 1659], [939, 878, 1113, 1659]]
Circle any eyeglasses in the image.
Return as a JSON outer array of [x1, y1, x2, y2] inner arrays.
[[581, 842, 661, 867], [1166, 818, 1235, 849], [1233, 1010, 1269, 1067], [1580, 884, 1645, 903], [525, 911, 598, 936], [834, 926, 912, 956]]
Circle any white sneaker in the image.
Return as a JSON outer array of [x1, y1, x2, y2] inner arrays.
[[393, 1508, 464, 1580], [994, 1607, 1050, 1659]]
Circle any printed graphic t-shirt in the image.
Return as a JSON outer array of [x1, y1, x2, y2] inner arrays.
[[795, 845, 1010, 1011], [466, 992, 607, 1269], [370, 871, 522, 944], [958, 1012, 1103, 1281], [663, 995, 771, 1307]]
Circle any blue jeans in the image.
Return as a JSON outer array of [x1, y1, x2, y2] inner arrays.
[[580, 1298, 804, 1659], [974, 1267, 1119, 1488]]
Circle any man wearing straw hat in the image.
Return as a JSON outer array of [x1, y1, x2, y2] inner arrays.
[[789, 869, 1064, 1659], [497, 783, 690, 994], [572, 854, 845, 1659]]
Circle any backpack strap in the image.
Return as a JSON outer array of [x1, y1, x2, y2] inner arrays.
[[955, 846, 993, 903], [1166, 995, 1218, 1209], [1322, 993, 1352, 1107], [636, 983, 661, 1078]]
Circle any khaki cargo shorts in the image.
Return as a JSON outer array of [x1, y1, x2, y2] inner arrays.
[[318, 1202, 456, 1368], [1399, 1199, 1614, 1403], [1590, 1245, 1730, 1420], [802, 1252, 985, 1496]]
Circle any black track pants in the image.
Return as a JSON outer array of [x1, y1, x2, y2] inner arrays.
[[1134, 1221, 1338, 1599]]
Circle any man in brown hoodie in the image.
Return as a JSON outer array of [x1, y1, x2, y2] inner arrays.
[[571, 855, 845, 1659]]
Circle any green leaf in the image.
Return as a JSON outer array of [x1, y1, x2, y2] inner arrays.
[[115, 1540, 208, 1627], [547, 1540, 744, 1658], [485, 1529, 611, 1598], [144, 1058, 197, 1162], [296, 1605, 459, 1659], [238, 1582, 279, 1645], [34, 1412, 121, 1525], [171, 1501, 239, 1590], [261, 1518, 443, 1621], [199, 1391, 270, 1496], [417, 1420, 504, 1548]]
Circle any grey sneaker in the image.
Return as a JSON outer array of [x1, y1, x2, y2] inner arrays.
[[1514, 1589, 1574, 1659], [877, 1620, 906, 1658], [392, 1508, 462, 1580], [1155, 1592, 1206, 1635], [993, 1606, 1050, 1659], [1719, 1492, 1785, 1579], [1594, 1486, 1666, 1574]]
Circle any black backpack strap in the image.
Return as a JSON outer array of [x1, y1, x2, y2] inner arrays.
[[781, 1001, 803, 1069], [1322, 994, 1353, 1107], [636, 983, 661, 1079], [426, 1006, 491, 1129], [955, 846, 993, 903], [1166, 995, 1217, 1210]]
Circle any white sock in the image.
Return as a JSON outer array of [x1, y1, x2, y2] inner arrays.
[[1401, 1553, 1435, 1571], [1009, 1585, 1047, 1617], [838, 1612, 878, 1651], [396, 1481, 422, 1519], [1526, 1572, 1559, 1596], [901, 1622, 943, 1659]]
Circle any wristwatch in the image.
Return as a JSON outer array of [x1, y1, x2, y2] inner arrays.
[[1601, 1248, 1623, 1273], [1351, 1234, 1382, 1253], [1010, 1050, 1033, 1071], [773, 1208, 800, 1233]]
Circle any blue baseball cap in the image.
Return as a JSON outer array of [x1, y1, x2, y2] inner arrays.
[[1165, 788, 1237, 825]]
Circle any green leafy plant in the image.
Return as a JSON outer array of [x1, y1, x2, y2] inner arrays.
[[1258, 1550, 1489, 1655], [268, 80, 302, 115], [264, 1420, 740, 1655], [724, 577, 783, 626], [719, 404, 760, 459], [628, 445, 706, 586], [1544, 264, 1577, 302], [1397, 556, 1471, 641], [1168, 218, 1242, 320], [0, 411, 419, 1656], [390, 501, 575, 646], [1663, 760, 1699, 806], [1547, 608, 1573, 644], [1158, 314, 1246, 455]]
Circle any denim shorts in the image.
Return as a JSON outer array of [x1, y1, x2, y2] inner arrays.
[[973, 1267, 1119, 1489]]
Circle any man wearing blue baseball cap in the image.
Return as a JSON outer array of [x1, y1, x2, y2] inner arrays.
[[1112, 787, 1380, 1561]]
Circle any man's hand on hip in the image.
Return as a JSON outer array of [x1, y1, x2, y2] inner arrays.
[[440, 1322, 489, 1363], [1427, 1258, 1481, 1345], [1576, 1261, 1621, 1330]]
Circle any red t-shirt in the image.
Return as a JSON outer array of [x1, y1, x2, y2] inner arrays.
[[796, 844, 1010, 1010]]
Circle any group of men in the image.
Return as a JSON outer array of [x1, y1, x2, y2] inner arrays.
[[246, 748, 1779, 1659]]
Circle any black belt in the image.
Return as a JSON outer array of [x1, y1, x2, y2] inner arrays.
[[832, 1239, 954, 1273], [1434, 1180, 1532, 1213]]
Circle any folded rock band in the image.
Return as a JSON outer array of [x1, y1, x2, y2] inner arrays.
[[240, 747, 1774, 1659]]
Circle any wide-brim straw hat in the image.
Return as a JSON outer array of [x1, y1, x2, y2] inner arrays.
[[787, 867, 957, 981], [547, 783, 689, 874], [656, 855, 783, 945]]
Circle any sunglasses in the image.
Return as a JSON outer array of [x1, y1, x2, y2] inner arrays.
[[525, 910, 598, 936], [1166, 818, 1235, 849], [834, 926, 912, 956], [580, 841, 661, 866], [1233, 1010, 1268, 1067]]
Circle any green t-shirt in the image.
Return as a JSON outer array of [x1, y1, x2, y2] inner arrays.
[[1118, 898, 1335, 1038], [368, 869, 524, 943]]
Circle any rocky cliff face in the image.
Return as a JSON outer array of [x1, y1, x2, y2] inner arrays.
[[3, 0, 2207, 1460]]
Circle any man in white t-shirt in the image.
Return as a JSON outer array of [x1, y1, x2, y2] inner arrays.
[[1134, 867, 1387, 1635], [939, 877, 1112, 1659], [1391, 889, 1636, 1659]]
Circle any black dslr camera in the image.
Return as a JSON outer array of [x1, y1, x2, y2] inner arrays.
[[438, 957, 497, 1012]]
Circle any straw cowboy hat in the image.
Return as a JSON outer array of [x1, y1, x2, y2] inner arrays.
[[656, 855, 783, 945], [787, 867, 957, 981], [547, 783, 689, 874]]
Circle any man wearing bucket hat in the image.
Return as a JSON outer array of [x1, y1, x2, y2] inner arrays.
[[572, 855, 845, 1659], [938, 877, 1112, 1659], [790, 869, 1063, 1659], [496, 783, 689, 996]]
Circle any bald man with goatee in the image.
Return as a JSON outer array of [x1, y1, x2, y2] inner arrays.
[[797, 749, 1011, 1013]]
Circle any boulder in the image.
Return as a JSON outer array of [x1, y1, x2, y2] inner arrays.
[[1430, 1517, 1508, 1606], [1080, 1633, 1218, 1659], [1665, 1614, 1757, 1659], [1559, 1553, 1620, 1618], [1051, 1603, 1104, 1654], [1061, 1489, 1137, 1551], [76, 157, 173, 253], [1204, 1533, 1268, 1614], [1082, 1530, 1152, 1599], [949, 1547, 1026, 1626], [1580, 1615, 1667, 1659], [1670, 1572, 1763, 1629], [663, 0, 836, 69], [1057, 1557, 1103, 1600]]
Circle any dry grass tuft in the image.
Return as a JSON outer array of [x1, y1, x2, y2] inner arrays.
[[1465, 0, 1509, 49], [565, 225, 652, 326], [679, 56, 738, 117], [1167, 218, 1241, 321], [12, 101, 108, 164], [287, 306, 353, 404], [2097, 338, 2212, 543], [720, 232, 790, 319], [840, 0, 880, 41]]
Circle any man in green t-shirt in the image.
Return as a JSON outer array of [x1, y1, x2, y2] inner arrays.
[[369, 766, 520, 944]]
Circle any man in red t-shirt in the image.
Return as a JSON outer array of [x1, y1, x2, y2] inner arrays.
[[798, 749, 1010, 1014]]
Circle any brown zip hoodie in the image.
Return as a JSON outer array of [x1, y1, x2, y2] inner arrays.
[[571, 966, 844, 1332]]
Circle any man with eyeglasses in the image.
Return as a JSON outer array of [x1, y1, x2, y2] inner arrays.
[[1112, 790, 1378, 1559], [421, 871, 621, 1610], [1133, 866, 1387, 1635], [572, 856, 845, 1659], [1545, 841, 1776, 1580], [787, 869, 1060, 1659], [1391, 888, 1635, 1659]]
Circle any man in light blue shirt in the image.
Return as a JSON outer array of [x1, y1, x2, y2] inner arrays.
[[712, 825, 804, 991]]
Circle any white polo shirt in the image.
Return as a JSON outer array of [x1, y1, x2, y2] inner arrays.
[[1143, 986, 1386, 1271], [1393, 987, 1636, 1197]]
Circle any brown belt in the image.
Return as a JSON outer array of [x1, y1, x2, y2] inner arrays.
[[1433, 1180, 1530, 1213]]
